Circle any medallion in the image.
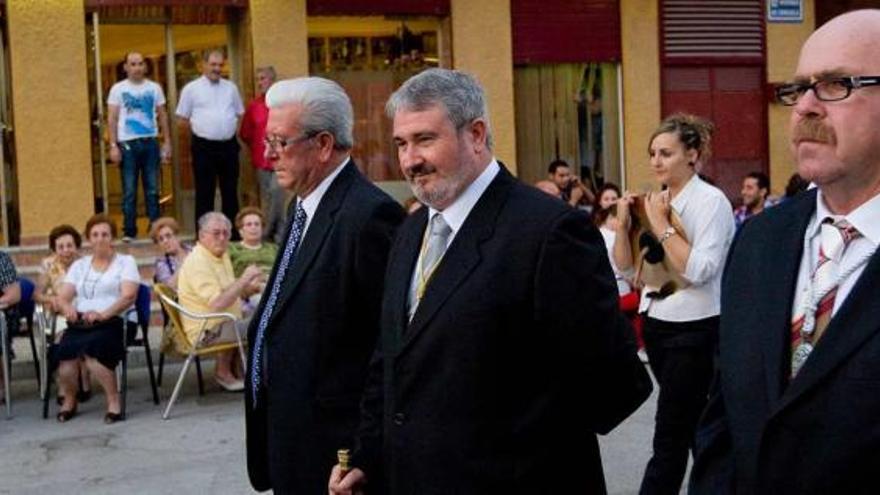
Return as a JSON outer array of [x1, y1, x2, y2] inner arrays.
[[791, 341, 814, 376]]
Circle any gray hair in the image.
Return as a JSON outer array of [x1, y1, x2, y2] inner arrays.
[[256, 65, 277, 81], [197, 212, 231, 233], [265, 77, 354, 150], [386, 68, 493, 149]]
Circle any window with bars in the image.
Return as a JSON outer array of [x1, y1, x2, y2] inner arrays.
[[662, 0, 764, 63]]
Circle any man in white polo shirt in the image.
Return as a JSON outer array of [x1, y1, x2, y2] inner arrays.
[[107, 51, 171, 242], [176, 49, 245, 231]]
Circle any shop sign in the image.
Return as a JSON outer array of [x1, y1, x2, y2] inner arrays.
[[768, 0, 803, 23]]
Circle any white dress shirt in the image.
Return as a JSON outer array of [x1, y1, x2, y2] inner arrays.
[[408, 159, 500, 303], [641, 173, 736, 321], [175, 76, 244, 141], [298, 157, 350, 236], [791, 190, 880, 320]]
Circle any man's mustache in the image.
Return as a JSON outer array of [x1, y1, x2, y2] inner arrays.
[[405, 164, 436, 181], [792, 118, 836, 145]]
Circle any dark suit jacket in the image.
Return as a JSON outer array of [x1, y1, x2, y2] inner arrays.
[[691, 188, 880, 494], [245, 161, 405, 493], [352, 167, 652, 494]]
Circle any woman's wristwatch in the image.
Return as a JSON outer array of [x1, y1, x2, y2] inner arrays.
[[658, 226, 678, 244]]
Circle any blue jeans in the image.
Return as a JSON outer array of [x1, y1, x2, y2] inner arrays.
[[119, 138, 160, 237]]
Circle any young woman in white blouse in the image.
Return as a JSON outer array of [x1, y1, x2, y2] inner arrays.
[[613, 114, 735, 494], [55, 215, 140, 424]]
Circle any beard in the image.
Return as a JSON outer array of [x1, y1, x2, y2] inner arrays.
[[744, 196, 762, 209], [405, 162, 471, 210]]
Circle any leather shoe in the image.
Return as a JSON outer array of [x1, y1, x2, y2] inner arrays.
[[104, 412, 124, 424], [57, 407, 77, 423]]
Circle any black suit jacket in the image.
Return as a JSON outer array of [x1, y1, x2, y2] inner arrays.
[[691, 189, 880, 494], [245, 161, 405, 493], [352, 167, 652, 494]]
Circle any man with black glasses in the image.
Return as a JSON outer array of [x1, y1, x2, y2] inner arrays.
[[691, 10, 880, 494]]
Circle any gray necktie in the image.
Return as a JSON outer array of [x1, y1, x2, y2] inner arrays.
[[409, 213, 452, 320]]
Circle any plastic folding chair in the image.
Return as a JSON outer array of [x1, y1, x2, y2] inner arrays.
[[17, 278, 41, 390], [1, 317, 9, 418], [120, 283, 160, 418]]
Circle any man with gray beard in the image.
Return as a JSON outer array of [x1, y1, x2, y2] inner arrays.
[[329, 68, 650, 494]]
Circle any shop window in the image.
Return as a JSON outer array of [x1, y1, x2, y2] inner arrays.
[[514, 63, 621, 190], [308, 16, 447, 183]]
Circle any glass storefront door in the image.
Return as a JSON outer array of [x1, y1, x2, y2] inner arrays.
[[86, 8, 233, 237]]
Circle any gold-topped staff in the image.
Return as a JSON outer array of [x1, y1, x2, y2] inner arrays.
[[337, 448, 351, 476]]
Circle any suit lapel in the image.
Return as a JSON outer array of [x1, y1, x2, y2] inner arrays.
[[759, 192, 816, 404], [398, 168, 515, 354], [385, 209, 427, 354], [773, 243, 880, 417], [266, 162, 357, 328]]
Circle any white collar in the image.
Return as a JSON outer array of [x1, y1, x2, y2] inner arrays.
[[670, 173, 700, 212], [200, 75, 224, 86], [427, 159, 500, 235], [298, 156, 350, 219], [813, 189, 880, 246]]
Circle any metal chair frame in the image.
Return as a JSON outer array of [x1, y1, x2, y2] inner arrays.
[[1, 278, 42, 419], [1, 316, 9, 418], [153, 283, 246, 420], [156, 295, 206, 397], [119, 283, 160, 418]]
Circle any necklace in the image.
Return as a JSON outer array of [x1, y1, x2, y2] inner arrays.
[[792, 217, 876, 375], [82, 254, 114, 300]]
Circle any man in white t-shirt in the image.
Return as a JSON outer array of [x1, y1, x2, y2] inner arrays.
[[107, 51, 171, 242], [176, 50, 245, 232]]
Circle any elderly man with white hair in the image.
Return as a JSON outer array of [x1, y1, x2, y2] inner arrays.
[[177, 211, 263, 392], [243, 77, 405, 493]]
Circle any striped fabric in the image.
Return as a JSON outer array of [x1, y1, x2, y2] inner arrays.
[[790, 219, 860, 376]]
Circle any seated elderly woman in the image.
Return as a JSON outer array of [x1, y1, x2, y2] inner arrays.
[[0, 250, 21, 404], [35, 224, 91, 403], [229, 206, 277, 276], [36, 225, 83, 317], [54, 214, 140, 423], [229, 207, 276, 314], [177, 212, 264, 392], [150, 217, 191, 291]]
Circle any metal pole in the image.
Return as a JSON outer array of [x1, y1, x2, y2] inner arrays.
[[616, 63, 626, 191], [92, 12, 109, 214], [1, 314, 10, 418], [165, 18, 182, 223]]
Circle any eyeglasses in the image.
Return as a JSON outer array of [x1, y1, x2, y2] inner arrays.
[[206, 229, 231, 239], [263, 133, 314, 154], [776, 75, 880, 106]]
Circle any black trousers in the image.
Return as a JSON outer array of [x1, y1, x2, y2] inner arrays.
[[640, 315, 718, 495], [191, 135, 240, 228]]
